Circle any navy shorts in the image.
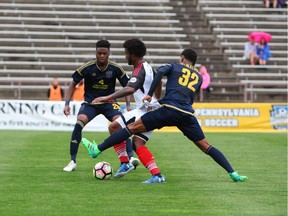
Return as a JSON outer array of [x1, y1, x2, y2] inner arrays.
[[78, 102, 122, 122], [141, 106, 205, 142]]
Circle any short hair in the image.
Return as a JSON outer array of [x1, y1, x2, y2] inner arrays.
[[181, 49, 198, 66], [123, 38, 146, 57], [96, 40, 111, 49]]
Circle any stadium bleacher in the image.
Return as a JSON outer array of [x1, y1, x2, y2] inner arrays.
[[0, 0, 287, 101]]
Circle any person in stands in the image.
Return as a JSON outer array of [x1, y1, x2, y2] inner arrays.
[[244, 36, 258, 65], [48, 78, 64, 101], [198, 65, 211, 100], [265, 0, 278, 8], [256, 37, 271, 66], [72, 79, 84, 101]]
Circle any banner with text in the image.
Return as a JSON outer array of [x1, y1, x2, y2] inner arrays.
[[158, 103, 287, 132], [0, 100, 109, 131], [0, 100, 286, 132]]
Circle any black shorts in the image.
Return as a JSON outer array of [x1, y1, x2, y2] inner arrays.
[[141, 106, 205, 142], [78, 102, 122, 122]]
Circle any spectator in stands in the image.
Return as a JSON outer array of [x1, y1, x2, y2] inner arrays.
[[48, 78, 64, 101], [265, 0, 278, 8], [199, 65, 211, 99], [256, 37, 271, 66], [244, 36, 258, 65], [72, 79, 84, 101], [278, 0, 287, 7]]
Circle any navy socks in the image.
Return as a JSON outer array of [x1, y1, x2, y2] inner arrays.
[[206, 146, 234, 173], [98, 128, 131, 152], [125, 138, 134, 159], [70, 122, 83, 163]]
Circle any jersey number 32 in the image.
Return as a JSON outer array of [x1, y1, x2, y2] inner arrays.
[[178, 68, 199, 92]]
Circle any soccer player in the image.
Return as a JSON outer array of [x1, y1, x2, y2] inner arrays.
[[82, 48, 248, 183], [82, 38, 164, 182], [63, 40, 137, 172]]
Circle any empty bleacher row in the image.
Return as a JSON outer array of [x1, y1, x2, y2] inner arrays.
[[0, 0, 191, 99]]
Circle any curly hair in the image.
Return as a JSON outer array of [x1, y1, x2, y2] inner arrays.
[[123, 38, 146, 57], [96, 40, 111, 49], [181, 49, 198, 66]]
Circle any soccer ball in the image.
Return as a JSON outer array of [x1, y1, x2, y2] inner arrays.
[[93, 161, 113, 180]]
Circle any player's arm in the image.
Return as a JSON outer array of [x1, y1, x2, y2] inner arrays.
[[144, 64, 171, 102], [64, 70, 83, 116], [92, 86, 135, 104], [63, 81, 77, 116]]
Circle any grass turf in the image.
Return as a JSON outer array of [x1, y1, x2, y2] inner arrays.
[[0, 131, 286, 216]]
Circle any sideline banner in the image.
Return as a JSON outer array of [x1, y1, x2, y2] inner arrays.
[[0, 100, 109, 131], [0, 100, 287, 132], [158, 103, 287, 132]]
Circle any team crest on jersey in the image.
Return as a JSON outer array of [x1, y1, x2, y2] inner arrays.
[[105, 71, 113, 78], [270, 105, 288, 130], [130, 77, 137, 83]]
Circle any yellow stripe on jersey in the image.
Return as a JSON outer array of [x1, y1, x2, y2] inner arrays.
[[181, 63, 198, 72], [162, 104, 195, 116], [108, 60, 126, 77], [76, 59, 97, 75]]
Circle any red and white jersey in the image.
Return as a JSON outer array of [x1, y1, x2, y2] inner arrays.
[[127, 61, 159, 109]]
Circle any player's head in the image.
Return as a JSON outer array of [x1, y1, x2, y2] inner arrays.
[[123, 38, 146, 65], [52, 78, 59, 87], [180, 49, 198, 66], [96, 40, 111, 65]]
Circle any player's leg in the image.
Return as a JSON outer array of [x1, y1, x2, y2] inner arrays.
[[81, 107, 167, 158], [178, 115, 247, 182], [63, 104, 98, 171], [132, 135, 165, 184]]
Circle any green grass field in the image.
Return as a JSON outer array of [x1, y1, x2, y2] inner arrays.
[[0, 131, 286, 216]]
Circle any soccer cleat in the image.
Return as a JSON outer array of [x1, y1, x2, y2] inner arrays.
[[63, 160, 77, 172], [129, 157, 140, 169], [229, 171, 248, 182], [82, 138, 101, 158], [113, 163, 135, 178], [142, 174, 166, 184]]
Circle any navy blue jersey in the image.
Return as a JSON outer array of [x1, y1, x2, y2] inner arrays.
[[157, 63, 202, 113], [72, 60, 129, 103]]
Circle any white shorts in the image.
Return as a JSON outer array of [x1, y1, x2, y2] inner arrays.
[[116, 108, 153, 141]]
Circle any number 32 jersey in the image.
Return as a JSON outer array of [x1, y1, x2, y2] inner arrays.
[[158, 63, 203, 114]]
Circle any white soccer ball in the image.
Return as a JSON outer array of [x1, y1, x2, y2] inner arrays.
[[93, 161, 113, 180]]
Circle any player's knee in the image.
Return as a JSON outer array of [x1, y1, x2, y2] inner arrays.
[[194, 138, 210, 153], [108, 121, 121, 134]]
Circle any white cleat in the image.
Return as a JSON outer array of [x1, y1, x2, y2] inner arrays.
[[129, 157, 140, 169], [63, 160, 77, 172]]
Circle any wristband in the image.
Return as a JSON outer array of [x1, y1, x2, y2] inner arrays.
[[65, 101, 70, 106], [126, 101, 131, 106]]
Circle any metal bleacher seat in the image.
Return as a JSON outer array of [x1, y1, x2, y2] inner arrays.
[[0, 0, 193, 99]]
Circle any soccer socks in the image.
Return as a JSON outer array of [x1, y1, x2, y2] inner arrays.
[[98, 128, 131, 152], [114, 142, 129, 163], [70, 121, 84, 163], [206, 146, 234, 173], [126, 138, 134, 159], [136, 146, 160, 175]]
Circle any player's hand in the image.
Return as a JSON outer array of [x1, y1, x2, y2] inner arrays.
[[92, 96, 109, 104], [142, 95, 152, 103], [126, 105, 132, 112], [64, 105, 70, 116]]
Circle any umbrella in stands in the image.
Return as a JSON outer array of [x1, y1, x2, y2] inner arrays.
[[247, 32, 272, 43]]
